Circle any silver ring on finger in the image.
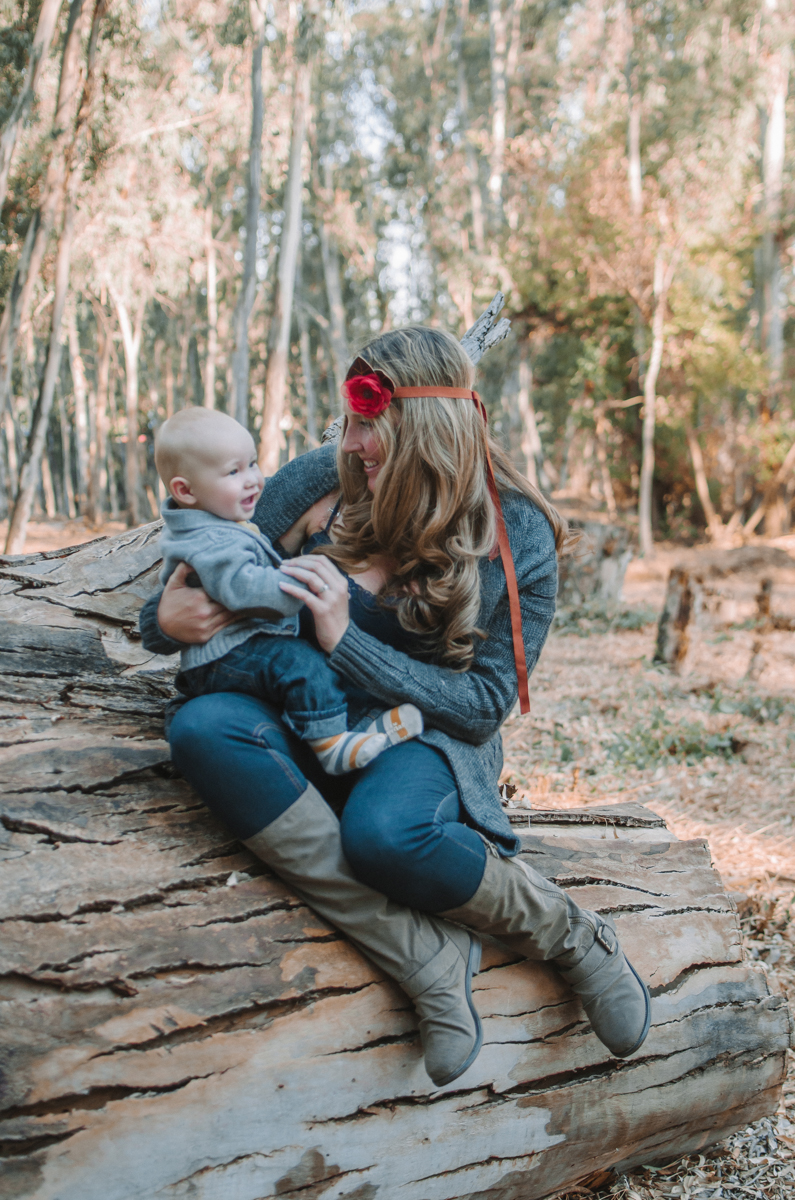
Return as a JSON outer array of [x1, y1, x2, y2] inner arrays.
[[317, 583, 330, 594]]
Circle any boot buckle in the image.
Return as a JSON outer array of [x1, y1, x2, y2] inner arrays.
[[596, 923, 617, 953]]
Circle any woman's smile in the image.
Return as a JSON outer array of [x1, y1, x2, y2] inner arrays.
[[341, 409, 384, 491]]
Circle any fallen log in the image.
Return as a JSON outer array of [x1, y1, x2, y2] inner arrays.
[[0, 526, 791, 1200]]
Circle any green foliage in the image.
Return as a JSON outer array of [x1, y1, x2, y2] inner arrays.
[[553, 602, 658, 637], [606, 705, 740, 767], [0, 0, 41, 127]]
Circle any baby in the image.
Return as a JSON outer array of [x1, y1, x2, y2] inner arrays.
[[155, 407, 422, 774]]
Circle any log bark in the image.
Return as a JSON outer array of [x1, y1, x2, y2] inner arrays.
[[0, 525, 791, 1198]]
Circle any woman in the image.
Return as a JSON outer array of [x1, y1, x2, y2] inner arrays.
[[140, 327, 650, 1087]]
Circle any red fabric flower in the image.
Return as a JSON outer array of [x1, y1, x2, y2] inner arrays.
[[342, 373, 393, 416]]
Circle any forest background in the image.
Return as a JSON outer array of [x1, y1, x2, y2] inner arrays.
[[1, 0, 795, 556]]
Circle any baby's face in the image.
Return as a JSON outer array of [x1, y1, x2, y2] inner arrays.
[[177, 428, 264, 521]]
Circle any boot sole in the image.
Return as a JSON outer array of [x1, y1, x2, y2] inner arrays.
[[612, 958, 651, 1058], [433, 936, 483, 1087]]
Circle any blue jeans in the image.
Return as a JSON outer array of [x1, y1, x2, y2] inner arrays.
[[177, 634, 349, 741], [169, 692, 487, 912]]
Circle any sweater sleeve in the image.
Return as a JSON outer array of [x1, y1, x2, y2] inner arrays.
[[327, 502, 557, 744], [254, 444, 340, 541], [138, 591, 184, 656]]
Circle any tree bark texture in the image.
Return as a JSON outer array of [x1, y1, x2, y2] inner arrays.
[[455, 0, 485, 253], [487, 0, 510, 212], [654, 565, 701, 670], [760, 43, 789, 385], [204, 197, 218, 409], [231, 6, 266, 428], [259, 57, 312, 475], [4, 195, 77, 554], [0, 525, 789, 1198], [516, 344, 542, 489], [638, 248, 673, 558], [557, 519, 632, 609], [0, 0, 86, 424], [0, 0, 64, 214], [319, 162, 349, 401], [111, 292, 145, 528]]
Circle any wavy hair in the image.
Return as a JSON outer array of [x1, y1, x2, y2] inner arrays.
[[322, 326, 567, 670]]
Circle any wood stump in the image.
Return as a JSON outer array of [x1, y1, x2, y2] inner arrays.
[[557, 520, 633, 610], [654, 544, 795, 673], [0, 526, 791, 1200]]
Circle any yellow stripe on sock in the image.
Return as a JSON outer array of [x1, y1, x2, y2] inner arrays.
[[390, 707, 410, 740], [348, 735, 371, 770], [310, 733, 343, 753]]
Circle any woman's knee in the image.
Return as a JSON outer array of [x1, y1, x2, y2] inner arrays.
[[340, 802, 417, 881]]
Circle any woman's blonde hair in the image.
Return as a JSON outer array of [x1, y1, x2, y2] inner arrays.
[[323, 326, 567, 670]]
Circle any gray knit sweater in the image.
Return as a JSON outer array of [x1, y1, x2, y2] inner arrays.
[[139, 444, 558, 854], [158, 499, 302, 671]]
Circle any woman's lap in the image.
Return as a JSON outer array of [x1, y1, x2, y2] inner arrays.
[[168, 691, 486, 911]]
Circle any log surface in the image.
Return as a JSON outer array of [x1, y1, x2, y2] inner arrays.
[[0, 528, 791, 1200]]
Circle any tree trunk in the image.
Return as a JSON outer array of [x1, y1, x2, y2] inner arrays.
[[515, 343, 542, 488], [487, 0, 510, 215], [654, 566, 702, 672], [455, 0, 485, 253], [259, 57, 312, 475], [40, 443, 57, 516], [0, 211, 40, 423], [760, 44, 789, 390], [204, 197, 218, 409], [685, 420, 723, 541], [56, 380, 76, 518], [0, 0, 64, 214], [4, 195, 77, 554], [0, 526, 789, 1197], [86, 299, 111, 527], [595, 406, 617, 520], [111, 293, 145, 528], [638, 249, 669, 558], [67, 308, 89, 511], [3, 409, 18, 509], [231, 5, 267, 428], [297, 261, 318, 447], [319, 164, 349, 399], [0, 0, 86, 423]]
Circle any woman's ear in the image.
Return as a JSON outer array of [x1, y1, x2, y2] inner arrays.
[[169, 477, 196, 506]]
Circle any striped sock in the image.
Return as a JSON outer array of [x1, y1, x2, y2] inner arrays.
[[309, 730, 390, 776], [365, 703, 424, 746]]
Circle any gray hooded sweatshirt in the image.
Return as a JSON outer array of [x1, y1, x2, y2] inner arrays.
[[158, 498, 303, 671]]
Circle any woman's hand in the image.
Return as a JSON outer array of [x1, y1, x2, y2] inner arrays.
[[279, 555, 349, 653], [157, 562, 239, 644]]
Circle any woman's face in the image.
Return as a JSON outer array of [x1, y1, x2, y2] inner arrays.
[[341, 408, 385, 493]]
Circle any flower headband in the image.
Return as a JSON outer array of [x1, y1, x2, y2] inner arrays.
[[339, 354, 531, 714]]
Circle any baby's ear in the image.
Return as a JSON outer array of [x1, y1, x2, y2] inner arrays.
[[169, 477, 196, 506]]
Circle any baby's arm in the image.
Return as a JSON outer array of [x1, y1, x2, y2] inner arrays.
[[186, 534, 307, 617]]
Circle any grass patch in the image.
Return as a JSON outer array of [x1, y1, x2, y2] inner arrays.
[[605, 706, 741, 767], [553, 602, 658, 637]]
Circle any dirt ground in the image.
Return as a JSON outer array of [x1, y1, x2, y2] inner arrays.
[[502, 552, 795, 1200], [0, 515, 128, 554]]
